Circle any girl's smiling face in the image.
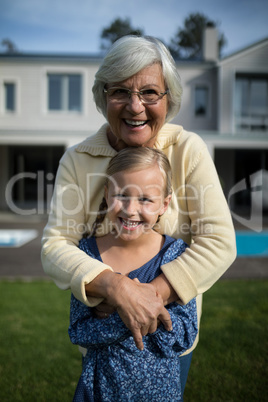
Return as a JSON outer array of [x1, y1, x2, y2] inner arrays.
[[105, 164, 171, 242], [106, 63, 168, 151]]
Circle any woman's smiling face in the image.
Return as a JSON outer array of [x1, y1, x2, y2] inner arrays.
[[106, 63, 168, 150]]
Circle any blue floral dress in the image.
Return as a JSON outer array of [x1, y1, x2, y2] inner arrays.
[[69, 236, 198, 402]]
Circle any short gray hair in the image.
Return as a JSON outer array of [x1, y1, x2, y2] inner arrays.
[[92, 35, 182, 122]]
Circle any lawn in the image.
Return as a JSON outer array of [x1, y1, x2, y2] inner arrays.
[[0, 279, 267, 401]]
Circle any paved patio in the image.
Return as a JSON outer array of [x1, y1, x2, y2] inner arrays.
[[0, 215, 267, 280]]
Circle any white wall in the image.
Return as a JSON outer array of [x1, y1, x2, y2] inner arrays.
[[0, 57, 106, 139], [171, 62, 218, 132], [218, 40, 268, 133]]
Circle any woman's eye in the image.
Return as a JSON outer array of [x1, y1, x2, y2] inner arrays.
[[142, 89, 158, 95], [113, 88, 128, 95]]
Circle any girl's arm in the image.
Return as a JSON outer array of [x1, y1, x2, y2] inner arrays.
[[69, 294, 133, 347], [149, 299, 198, 355], [84, 270, 172, 350]]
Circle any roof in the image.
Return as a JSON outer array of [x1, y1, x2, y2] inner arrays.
[[1, 36, 267, 67], [220, 37, 268, 63], [0, 52, 103, 63]]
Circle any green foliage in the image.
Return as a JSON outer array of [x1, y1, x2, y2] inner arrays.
[[1, 38, 18, 53], [1, 280, 267, 401], [169, 12, 227, 59], [100, 17, 144, 51], [99, 13, 227, 60]]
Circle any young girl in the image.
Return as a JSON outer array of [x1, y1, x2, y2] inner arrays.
[[69, 147, 198, 402]]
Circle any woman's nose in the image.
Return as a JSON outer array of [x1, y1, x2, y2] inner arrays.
[[125, 93, 145, 114]]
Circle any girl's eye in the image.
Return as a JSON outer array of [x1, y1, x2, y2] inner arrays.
[[115, 193, 127, 199], [139, 197, 151, 203]]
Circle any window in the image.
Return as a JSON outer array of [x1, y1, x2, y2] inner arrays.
[[235, 75, 268, 132], [8, 145, 65, 211], [4, 82, 16, 112], [48, 74, 82, 112], [194, 86, 209, 116]]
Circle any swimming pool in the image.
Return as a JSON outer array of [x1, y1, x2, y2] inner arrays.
[[236, 231, 268, 257], [0, 230, 38, 248], [0, 229, 267, 256]]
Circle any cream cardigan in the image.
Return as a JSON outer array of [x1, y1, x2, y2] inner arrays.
[[41, 123, 236, 351]]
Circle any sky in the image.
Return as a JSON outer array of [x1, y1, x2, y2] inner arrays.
[[0, 0, 268, 57]]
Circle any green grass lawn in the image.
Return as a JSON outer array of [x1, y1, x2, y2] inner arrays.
[[0, 279, 267, 401]]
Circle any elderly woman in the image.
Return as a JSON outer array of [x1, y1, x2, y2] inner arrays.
[[41, 35, 236, 393]]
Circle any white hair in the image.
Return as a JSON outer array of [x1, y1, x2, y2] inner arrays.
[[92, 35, 182, 122]]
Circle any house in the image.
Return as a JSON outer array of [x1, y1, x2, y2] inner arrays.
[[0, 30, 267, 229]]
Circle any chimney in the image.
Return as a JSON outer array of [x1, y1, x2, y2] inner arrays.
[[202, 24, 218, 62]]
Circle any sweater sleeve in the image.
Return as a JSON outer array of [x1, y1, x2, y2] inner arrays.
[[41, 149, 113, 306], [161, 136, 237, 304]]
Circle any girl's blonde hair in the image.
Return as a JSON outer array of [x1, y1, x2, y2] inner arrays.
[[90, 147, 172, 236], [106, 147, 172, 197]]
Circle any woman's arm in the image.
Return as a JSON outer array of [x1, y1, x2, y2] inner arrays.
[[69, 295, 197, 354], [160, 132, 237, 305], [41, 151, 113, 306]]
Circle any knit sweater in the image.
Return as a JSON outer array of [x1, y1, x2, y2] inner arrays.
[[41, 123, 236, 352]]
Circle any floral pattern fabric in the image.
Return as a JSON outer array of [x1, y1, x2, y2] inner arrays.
[[69, 236, 198, 401]]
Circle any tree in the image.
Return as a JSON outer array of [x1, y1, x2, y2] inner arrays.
[[1, 38, 18, 53], [100, 17, 144, 51], [169, 13, 226, 60]]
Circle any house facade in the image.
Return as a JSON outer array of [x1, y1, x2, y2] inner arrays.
[[0, 32, 267, 227]]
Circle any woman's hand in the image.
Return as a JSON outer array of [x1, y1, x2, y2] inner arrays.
[[107, 274, 172, 350], [93, 278, 141, 319], [85, 271, 172, 350]]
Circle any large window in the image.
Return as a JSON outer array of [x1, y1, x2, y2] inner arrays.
[[7, 145, 65, 211], [48, 74, 82, 112], [194, 86, 209, 117], [235, 75, 268, 132], [4, 82, 16, 112]]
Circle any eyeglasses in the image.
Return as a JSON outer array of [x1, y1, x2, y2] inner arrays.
[[103, 87, 169, 104]]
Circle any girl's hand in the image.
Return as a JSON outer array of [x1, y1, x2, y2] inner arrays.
[[93, 302, 116, 319]]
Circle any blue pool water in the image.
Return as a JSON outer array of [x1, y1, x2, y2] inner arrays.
[[0, 230, 38, 248], [0, 229, 267, 256], [236, 231, 268, 257]]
